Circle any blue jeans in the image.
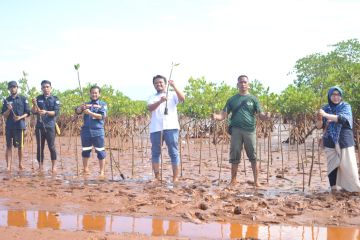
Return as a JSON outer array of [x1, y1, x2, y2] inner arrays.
[[150, 129, 180, 166]]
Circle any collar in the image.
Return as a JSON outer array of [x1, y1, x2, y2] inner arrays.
[[90, 99, 100, 104], [10, 94, 19, 99]]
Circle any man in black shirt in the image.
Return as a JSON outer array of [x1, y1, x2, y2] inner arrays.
[[31, 80, 60, 173], [1, 81, 30, 171]]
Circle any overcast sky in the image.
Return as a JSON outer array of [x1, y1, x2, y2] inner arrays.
[[1, 0, 359, 100]]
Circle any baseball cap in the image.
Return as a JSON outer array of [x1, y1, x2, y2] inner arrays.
[[8, 81, 18, 88]]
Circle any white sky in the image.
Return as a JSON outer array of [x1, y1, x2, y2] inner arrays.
[[0, 0, 359, 100]]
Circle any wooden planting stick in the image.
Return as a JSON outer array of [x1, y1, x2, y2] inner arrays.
[[108, 131, 114, 180], [75, 124, 79, 176], [179, 130, 183, 177], [131, 132, 135, 177], [304, 114, 308, 167], [218, 123, 225, 186], [308, 138, 315, 187], [160, 130, 163, 183], [267, 129, 270, 183], [301, 154, 305, 192], [243, 150, 246, 176], [296, 133, 300, 171], [317, 138, 322, 181], [199, 122, 202, 174]]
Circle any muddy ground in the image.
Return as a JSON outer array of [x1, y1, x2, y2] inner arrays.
[[1, 131, 360, 239]]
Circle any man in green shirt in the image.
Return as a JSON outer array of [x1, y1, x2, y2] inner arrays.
[[213, 75, 270, 187]]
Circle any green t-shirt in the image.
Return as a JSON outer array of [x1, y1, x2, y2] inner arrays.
[[223, 94, 263, 132]]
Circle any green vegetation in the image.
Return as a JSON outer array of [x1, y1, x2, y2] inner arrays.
[[0, 38, 359, 121]]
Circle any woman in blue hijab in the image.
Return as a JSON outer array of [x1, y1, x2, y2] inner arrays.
[[316, 86, 360, 192]]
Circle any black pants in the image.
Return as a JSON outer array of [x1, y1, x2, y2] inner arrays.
[[328, 168, 338, 186], [35, 127, 57, 163]]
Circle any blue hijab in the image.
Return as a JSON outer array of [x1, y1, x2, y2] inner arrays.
[[322, 86, 353, 144]]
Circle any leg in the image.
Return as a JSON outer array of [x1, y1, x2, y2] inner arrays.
[[45, 128, 57, 173], [229, 127, 243, 185], [14, 129, 25, 170], [230, 163, 239, 185], [95, 136, 106, 177], [81, 133, 92, 174], [328, 168, 338, 187], [35, 128, 46, 170], [5, 129, 13, 171], [163, 129, 180, 182], [243, 130, 259, 187], [5, 147, 12, 171], [150, 131, 161, 180]]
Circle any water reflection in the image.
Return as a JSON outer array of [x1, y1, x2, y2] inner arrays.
[[7, 210, 27, 227], [37, 211, 60, 229], [0, 209, 360, 239]]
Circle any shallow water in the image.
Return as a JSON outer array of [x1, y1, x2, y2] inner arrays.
[[0, 209, 359, 240]]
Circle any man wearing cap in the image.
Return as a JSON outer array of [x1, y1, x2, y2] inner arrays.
[[213, 75, 271, 187], [1, 81, 31, 171], [31, 80, 60, 173]]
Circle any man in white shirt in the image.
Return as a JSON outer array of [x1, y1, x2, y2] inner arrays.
[[147, 75, 185, 182]]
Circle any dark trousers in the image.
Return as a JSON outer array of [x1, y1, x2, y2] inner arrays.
[[328, 168, 338, 186], [35, 127, 57, 163]]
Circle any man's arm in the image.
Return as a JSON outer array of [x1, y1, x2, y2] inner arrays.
[[213, 111, 228, 121], [147, 96, 167, 112], [168, 80, 185, 102]]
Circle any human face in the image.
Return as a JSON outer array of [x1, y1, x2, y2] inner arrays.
[[330, 90, 342, 104], [41, 83, 52, 96], [90, 88, 100, 101], [8, 86, 18, 96], [237, 77, 249, 93], [153, 78, 167, 93]]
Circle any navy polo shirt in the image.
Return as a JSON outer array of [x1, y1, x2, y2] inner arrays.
[[1, 95, 30, 129], [35, 95, 60, 129], [81, 100, 107, 137]]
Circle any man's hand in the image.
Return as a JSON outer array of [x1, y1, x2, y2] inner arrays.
[[168, 80, 175, 88], [13, 115, 21, 121], [83, 109, 91, 115], [159, 96, 167, 103], [6, 104, 13, 111], [38, 110, 47, 116]]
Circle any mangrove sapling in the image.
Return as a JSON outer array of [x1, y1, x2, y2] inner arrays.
[[164, 62, 180, 115]]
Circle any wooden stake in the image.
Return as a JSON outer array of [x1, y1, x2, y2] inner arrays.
[[308, 138, 315, 187]]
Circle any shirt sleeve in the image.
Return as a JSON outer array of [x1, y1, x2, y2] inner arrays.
[[223, 99, 231, 114], [98, 102, 107, 118], [53, 97, 60, 116], [147, 95, 156, 105], [172, 92, 179, 105], [24, 97, 31, 115], [1, 99, 7, 114]]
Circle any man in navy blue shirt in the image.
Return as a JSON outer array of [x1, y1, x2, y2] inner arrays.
[[75, 86, 107, 177], [1, 81, 30, 171], [31, 80, 60, 173]]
